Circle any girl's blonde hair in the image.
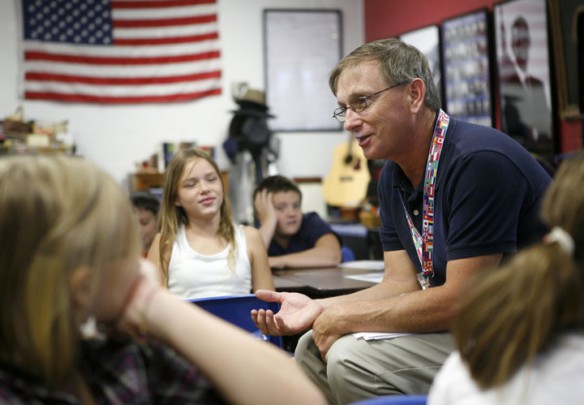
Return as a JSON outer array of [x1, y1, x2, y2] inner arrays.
[[0, 155, 140, 388], [158, 148, 236, 284], [454, 152, 584, 389]]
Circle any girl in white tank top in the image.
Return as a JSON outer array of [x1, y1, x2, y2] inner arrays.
[[147, 148, 274, 298]]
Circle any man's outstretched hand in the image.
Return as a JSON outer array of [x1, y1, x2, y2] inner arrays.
[[251, 289, 324, 336]]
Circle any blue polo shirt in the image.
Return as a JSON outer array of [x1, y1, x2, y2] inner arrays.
[[268, 212, 340, 256], [378, 116, 551, 287]]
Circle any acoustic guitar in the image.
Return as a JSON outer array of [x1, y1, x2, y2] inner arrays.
[[322, 134, 370, 207]]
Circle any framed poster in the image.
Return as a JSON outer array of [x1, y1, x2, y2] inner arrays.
[[400, 25, 443, 104], [441, 9, 493, 127], [264, 9, 342, 132], [549, 0, 584, 119], [494, 0, 555, 158]]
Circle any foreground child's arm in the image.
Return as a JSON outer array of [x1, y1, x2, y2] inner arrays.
[[120, 260, 324, 405]]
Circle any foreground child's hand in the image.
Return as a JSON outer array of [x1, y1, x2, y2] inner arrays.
[[115, 259, 163, 341]]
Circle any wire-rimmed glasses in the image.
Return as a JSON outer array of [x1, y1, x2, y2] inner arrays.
[[332, 82, 407, 122]]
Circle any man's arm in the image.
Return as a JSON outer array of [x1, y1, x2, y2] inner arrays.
[[268, 233, 342, 269], [252, 250, 417, 335], [314, 252, 502, 336]]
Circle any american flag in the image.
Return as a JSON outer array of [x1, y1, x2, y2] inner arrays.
[[20, 0, 222, 104]]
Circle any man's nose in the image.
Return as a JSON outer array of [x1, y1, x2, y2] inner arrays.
[[343, 108, 361, 131]]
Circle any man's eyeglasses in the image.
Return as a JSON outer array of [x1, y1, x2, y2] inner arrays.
[[332, 82, 406, 122]]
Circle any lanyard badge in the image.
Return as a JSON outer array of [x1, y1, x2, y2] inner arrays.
[[401, 109, 449, 289]]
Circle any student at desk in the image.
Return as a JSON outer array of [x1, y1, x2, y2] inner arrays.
[[254, 175, 342, 269], [148, 148, 274, 299]]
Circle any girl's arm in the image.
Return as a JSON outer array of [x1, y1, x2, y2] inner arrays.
[[244, 226, 275, 291], [120, 264, 324, 405], [146, 233, 166, 286]]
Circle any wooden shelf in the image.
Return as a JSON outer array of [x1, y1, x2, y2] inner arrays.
[[130, 172, 164, 193]]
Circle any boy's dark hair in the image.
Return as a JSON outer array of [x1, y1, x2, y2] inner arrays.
[[254, 175, 302, 201], [130, 191, 160, 215]]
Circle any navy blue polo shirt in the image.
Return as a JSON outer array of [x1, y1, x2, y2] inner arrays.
[[378, 116, 551, 287]]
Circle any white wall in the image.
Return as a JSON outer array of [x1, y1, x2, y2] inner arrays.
[[0, 0, 364, 190]]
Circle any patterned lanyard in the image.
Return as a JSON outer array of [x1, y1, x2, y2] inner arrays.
[[400, 109, 449, 289]]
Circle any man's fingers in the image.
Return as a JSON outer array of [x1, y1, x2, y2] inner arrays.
[[264, 310, 280, 335], [255, 289, 282, 303]]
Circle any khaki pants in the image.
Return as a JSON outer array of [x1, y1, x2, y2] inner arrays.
[[295, 330, 454, 405]]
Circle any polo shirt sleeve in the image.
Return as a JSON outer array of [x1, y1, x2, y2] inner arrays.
[[444, 150, 533, 260]]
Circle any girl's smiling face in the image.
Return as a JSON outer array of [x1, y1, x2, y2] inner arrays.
[[174, 158, 224, 221]]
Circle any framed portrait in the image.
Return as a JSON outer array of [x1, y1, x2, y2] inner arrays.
[[549, 0, 584, 119], [494, 0, 555, 158], [264, 9, 343, 132], [400, 25, 443, 104], [441, 9, 493, 127]]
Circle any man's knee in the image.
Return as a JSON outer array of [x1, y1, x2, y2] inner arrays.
[[294, 330, 317, 366]]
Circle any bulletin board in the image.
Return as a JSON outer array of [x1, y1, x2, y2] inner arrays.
[[400, 25, 444, 105], [441, 9, 494, 127], [264, 9, 343, 132]]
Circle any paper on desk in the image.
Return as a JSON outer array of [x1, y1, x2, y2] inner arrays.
[[353, 332, 412, 340], [344, 272, 384, 283], [338, 260, 385, 271]]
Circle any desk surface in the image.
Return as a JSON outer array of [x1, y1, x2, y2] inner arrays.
[[273, 263, 383, 298]]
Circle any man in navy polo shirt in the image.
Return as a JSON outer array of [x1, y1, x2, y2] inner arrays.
[[252, 38, 551, 404]]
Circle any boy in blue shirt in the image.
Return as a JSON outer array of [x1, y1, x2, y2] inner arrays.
[[254, 175, 342, 269]]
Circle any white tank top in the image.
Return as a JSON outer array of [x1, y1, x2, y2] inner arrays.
[[168, 223, 252, 299]]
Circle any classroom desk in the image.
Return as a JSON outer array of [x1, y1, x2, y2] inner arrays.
[[273, 262, 383, 298]]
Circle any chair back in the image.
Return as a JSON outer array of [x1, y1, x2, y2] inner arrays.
[[189, 294, 283, 348], [341, 246, 356, 262], [350, 395, 427, 405]]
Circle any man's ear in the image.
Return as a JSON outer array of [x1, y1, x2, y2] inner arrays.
[[70, 266, 93, 311], [407, 78, 426, 113]]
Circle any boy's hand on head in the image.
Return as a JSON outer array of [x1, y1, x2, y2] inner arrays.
[[254, 189, 277, 224]]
